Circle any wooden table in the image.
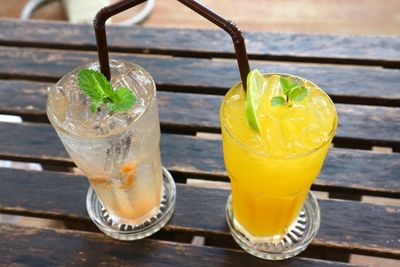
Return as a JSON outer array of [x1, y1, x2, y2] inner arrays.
[[0, 19, 399, 266]]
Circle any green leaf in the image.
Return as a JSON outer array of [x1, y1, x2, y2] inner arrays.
[[90, 100, 102, 113], [271, 96, 286, 106], [288, 86, 309, 102], [77, 69, 137, 113], [280, 77, 298, 95], [78, 69, 114, 101], [107, 87, 137, 112]]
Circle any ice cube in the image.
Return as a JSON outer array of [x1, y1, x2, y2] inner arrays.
[[312, 95, 328, 109], [63, 89, 86, 134], [108, 113, 132, 131], [65, 89, 82, 106], [268, 75, 284, 97], [47, 86, 67, 123], [48, 85, 65, 100], [261, 115, 289, 155], [300, 98, 333, 149], [279, 104, 307, 154], [104, 134, 132, 174], [310, 95, 333, 131], [302, 124, 327, 149], [90, 107, 111, 135]]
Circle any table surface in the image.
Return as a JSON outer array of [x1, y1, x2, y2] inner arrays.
[[0, 18, 399, 267]]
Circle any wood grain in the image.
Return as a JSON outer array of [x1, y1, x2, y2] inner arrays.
[[143, 0, 400, 36], [0, 122, 398, 198], [0, 168, 399, 258], [0, 47, 399, 108], [0, 223, 365, 267], [0, 19, 399, 67], [1, 0, 399, 36], [0, 16, 398, 266], [0, 80, 399, 150]]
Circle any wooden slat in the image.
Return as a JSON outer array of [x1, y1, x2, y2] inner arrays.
[[0, 168, 399, 259], [0, 122, 398, 198], [0, 18, 399, 67], [0, 47, 399, 107], [0, 80, 399, 149], [0, 224, 363, 267]]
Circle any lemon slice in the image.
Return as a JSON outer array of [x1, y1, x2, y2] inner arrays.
[[245, 69, 267, 132]]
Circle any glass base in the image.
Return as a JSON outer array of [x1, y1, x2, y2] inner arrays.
[[226, 191, 320, 260], [86, 167, 176, 241]]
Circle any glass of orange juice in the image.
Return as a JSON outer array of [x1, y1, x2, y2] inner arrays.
[[220, 70, 337, 259]]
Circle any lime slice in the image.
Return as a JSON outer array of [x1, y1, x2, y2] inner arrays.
[[245, 69, 267, 132]]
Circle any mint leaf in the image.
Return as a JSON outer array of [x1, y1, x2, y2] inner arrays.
[[90, 100, 102, 113], [77, 69, 137, 113], [107, 87, 137, 112], [288, 86, 309, 102], [280, 77, 298, 95], [271, 96, 286, 106], [78, 69, 113, 101]]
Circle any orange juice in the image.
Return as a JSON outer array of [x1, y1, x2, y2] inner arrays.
[[221, 74, 337, 240]]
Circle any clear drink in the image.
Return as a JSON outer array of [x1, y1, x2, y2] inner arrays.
[[47, 60, 162, 225]]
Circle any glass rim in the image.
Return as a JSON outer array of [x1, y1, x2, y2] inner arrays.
[[46, 60, 157, 140], [220, 72, 338, 160]]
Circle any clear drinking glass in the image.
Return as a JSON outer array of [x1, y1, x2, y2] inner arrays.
[[47, 59, 176, 240], [221, 73, 337, 259]]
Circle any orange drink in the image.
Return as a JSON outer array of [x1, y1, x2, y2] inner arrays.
[[221, 72, 337, 245]]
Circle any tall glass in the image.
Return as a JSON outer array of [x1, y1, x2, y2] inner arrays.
[[221, 73, 337, 259], [47, 59, 175, 240]]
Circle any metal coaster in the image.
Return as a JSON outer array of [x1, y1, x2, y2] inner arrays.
[[86, 167, 176, 241], [226, 191, 320, 260]]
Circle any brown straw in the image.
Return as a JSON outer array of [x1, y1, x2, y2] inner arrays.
[[93, 0, 250, 90]]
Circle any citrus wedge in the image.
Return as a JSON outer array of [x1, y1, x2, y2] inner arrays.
[[245, 69, 267, 132]]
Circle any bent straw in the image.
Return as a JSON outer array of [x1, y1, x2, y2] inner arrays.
[[93, 0, 250, 90]]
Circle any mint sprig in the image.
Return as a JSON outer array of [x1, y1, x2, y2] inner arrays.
[[77, 69, 137, 113], [270, 77, 309, 106]]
